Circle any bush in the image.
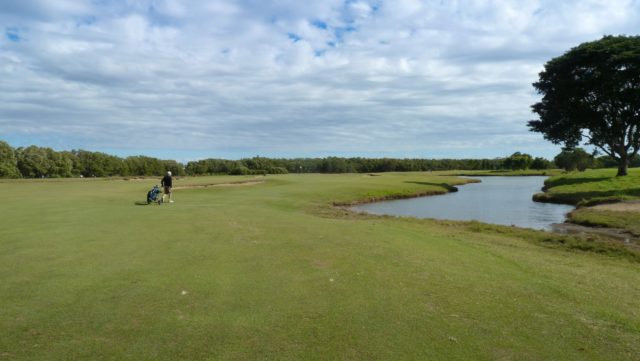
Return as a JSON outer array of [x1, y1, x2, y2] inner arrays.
[[554, 148, 594, 171], [230, 165, 251, 175], [267, 166, 288, 174]]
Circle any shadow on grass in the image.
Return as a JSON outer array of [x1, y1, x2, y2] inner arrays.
[[134, 201, 150, 206], [569, 188, 640, 205], [405, 181, 460, 192], [544, 176, 611, 188], [536, 187, 640, 205]]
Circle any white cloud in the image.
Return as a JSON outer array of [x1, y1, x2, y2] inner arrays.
[[0, 0, 639, 159]]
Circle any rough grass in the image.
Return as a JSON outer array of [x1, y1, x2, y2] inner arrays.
[[569, 208, 640, 237], [452, 219, 640, 261], [1, 173, 640, 360]]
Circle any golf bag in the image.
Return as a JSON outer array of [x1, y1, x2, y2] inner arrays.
[[147, 185, 163, 204]]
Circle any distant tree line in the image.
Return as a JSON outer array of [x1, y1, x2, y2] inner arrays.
[[183, 152, 582, 175], [0, 141, 185, 178], [1, 140, 637, 179]]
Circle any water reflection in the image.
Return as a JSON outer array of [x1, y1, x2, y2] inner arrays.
[[351, 176, 574, 230]]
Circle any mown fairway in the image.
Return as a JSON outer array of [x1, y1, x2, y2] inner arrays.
[[1, 173, 639, 360]]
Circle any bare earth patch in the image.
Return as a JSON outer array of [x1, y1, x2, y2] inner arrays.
[[591, 200, 640, 212], [173, 181, 264, 190], [552, 222, 640, 244]]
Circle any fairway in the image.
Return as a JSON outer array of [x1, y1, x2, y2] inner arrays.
[[1, 173, 639, 360]]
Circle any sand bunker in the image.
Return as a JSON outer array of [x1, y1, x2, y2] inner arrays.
[[173, 181, 263, 190], [591, 200, 640, 213]]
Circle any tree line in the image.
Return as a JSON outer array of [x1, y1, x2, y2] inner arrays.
[[0, 141, 637, 179], [0, 141, 184, 178], [183, 154, 550, 176], [159, 150, 639, 176]]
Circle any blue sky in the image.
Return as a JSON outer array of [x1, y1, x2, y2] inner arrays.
[[1, 0, 639, 161]]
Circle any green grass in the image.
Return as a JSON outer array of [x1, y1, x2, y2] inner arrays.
[[452, 169, 564, 177], [1, 173, 640, 360], [569, 208, 640, 237], [534, 168, 640, 206], [533, 168, 640, 235]]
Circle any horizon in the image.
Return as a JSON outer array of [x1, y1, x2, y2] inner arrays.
[[2, 1, 639, 161]]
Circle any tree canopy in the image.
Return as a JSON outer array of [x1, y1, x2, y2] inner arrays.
[[502, 152, 533, 170], [528, 35, 640, 176], [0, 141, 20, 178]]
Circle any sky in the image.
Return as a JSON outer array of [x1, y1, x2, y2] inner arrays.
[[1, 0, 639, 161]]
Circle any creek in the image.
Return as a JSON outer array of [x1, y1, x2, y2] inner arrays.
[[351, 176, 575, 230]]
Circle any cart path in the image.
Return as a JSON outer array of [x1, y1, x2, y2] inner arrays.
[[173, 181, 264, 189]]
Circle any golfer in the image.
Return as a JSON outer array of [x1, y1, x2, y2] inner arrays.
[[161, 171, 174, 203]]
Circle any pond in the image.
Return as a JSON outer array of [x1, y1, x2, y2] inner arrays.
[[351, 176, 575, 230]]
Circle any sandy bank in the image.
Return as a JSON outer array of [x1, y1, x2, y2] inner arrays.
[[591, 200, 640, 212]]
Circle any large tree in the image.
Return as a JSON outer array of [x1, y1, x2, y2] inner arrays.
[[528, 35, 640, 176], [502, 152, 533, 170], [554, 148, 594, 172]]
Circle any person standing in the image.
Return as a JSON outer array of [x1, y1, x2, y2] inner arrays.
[[161, 171, 174, 203]]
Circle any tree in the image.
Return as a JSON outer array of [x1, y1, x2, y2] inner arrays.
[[72, 150, 127, 177], [528, 35, 640, 176], [0, 141, 20, 178], [45, 148, 73, 177], [16, 146, 51, 178], [125, 156, 165, 176], [554, 148, 594, 172], [502, 152, 533, 170], [162, 160, 186, 176], [530, 157, 553, 170]]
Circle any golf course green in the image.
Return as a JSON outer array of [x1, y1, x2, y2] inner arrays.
[[1, 172, 639, 360]]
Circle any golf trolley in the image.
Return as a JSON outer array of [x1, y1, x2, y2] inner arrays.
[[146, 185, 164, 205]]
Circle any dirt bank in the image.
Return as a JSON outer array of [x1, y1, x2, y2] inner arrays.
[[552, 222, 640, 245], [591, 200, 640, 212]]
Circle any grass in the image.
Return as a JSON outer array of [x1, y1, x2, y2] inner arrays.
[[456, 219, 640, 261], [532, 168, 640, 235], [452, 169, 564, 177], [1, 173, 640, 360], [533, 168, 640, 206], [569, 209, 640, 237]]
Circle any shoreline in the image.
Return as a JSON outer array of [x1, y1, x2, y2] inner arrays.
[[333, 189, 452, 207], [342, 176, 639, 245], [552, 222, 640, 244], [532, 176, 640, 243], [333, 177, 482, 207]]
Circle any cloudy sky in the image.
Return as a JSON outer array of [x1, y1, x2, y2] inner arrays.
[[1, 0, 639, 161]]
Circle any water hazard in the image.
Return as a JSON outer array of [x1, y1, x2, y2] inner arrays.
[[351, 176, 575, 230]]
